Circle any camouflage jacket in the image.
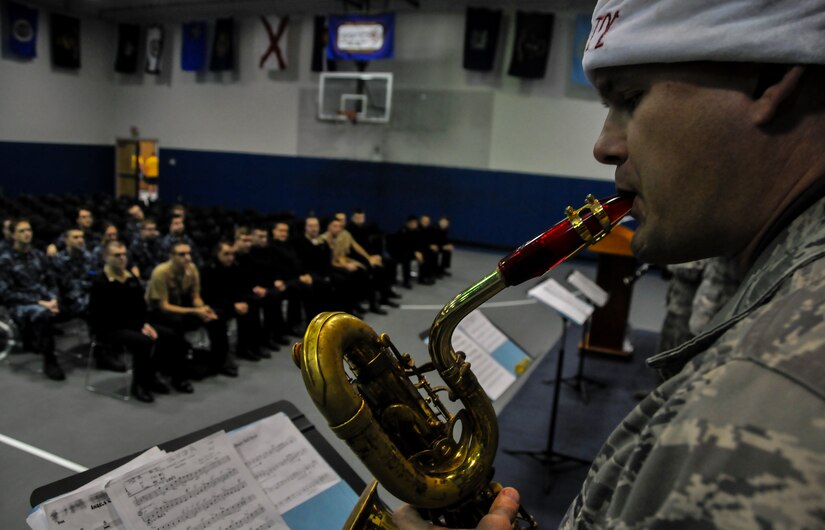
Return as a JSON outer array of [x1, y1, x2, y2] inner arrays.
[[561, 194, 825, 529], [52, 249, 95, 304], [129, 237, 164, 280], [0, 247, 58, 306]]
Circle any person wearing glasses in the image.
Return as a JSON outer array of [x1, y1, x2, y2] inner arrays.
[[145, 242, 217, 393], [88, 241, 173, 403]]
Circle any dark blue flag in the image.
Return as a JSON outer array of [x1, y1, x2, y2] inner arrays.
[[8, 1, 38, 58], [327, 13, 394, 61], [181, 21, 207, 71]]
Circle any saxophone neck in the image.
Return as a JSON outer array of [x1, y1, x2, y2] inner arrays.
[[428, 270, 506, 376]]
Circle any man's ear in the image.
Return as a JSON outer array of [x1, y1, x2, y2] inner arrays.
[[751, 65, 806, 126]]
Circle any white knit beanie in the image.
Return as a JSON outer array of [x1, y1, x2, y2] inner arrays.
[[582, 0, 825, 80]]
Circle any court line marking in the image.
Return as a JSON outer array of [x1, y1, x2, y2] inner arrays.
[[401, 299, 538, 310], [0, 433, 88, 473]]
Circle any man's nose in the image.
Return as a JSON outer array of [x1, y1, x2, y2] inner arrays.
[[593, 115, 628, 166]]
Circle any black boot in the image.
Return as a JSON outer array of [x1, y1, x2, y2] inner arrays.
[[43, 355, 66, 381]]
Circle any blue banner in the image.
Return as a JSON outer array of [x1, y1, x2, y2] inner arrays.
[[327, 13, 394, 61], [181, 21, 207, 71], [8, 1, 38, 58], [571, 15, 592, 87]]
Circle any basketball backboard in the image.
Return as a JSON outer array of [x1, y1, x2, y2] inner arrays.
[[318, 72, 393, 124]]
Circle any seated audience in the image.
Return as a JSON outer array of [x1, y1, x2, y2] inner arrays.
[[48, 207, 98, 256], [389, 216, 432, 288], [159, 215, 202, 267], [90, 222, 120, 269], [129, 218, 164, 281], [145, 242, 217, 393], [417, 214, 440, 284], [270, 221, 318, 330], [0, 218, 12, 254], [434, 215, 454, 276], [232, 227, 272, 359], [51, 227, 94, 320], [201, 241, 264, 369], [292, 217, 338, 315], [322, 217, 387, 315], [0, 219, 65, 380], [349, 209, 401, 294], [123, 202, 145, 243], [237, 227, 291, 350], [88, 241, 174, 403]]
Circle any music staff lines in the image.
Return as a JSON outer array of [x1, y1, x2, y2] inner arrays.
[[130, 455, 233, 505], [140, 472, 243, 525]]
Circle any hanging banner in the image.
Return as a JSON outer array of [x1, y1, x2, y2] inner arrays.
[[145, 25, 164, 74], [115, 24, 140, 73], [463, 7, 501, 72], [8, 1, 38, 59], [181, 21, 207, 71], [571, 15, 592, 87], [258, 16, 289, 70], [51, 13, 80, 68], [327, 13, 394, 61]]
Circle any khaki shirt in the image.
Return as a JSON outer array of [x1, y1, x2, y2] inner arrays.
[[320, 229, 356, 262], [145, 260, 200, 311]]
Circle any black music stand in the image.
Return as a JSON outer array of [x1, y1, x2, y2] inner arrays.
[[504, 317, 591, 489], [30, 400, 365, 508], [560, 319, 607, 404]]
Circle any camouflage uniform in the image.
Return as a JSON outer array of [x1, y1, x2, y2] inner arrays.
[[657, 260, 708, 353], [52, 248, 95, 318], [560, 194, 825, 528], [129, 236, 165, 281], [689, 257, 741, 336], [0, 247, 59, 354]]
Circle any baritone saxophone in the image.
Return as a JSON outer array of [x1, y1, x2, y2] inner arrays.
[[292, 194, 634, 529]]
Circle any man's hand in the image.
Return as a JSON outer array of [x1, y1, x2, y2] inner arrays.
[[46, 244, 58, 257], [234, 302, 249, 315], [141, 323, 158, 340], [393, 488, 520, 530], [444, 244, 454, 252], [415, 251, 424, 263], [131, 265, 141, 278], [299, 274, 313, 285], [368, 255, 383, 267], [194, 306, 218, 322], [344, 261, 363, 272], [430, 244, 439, 252], [274, 280, 287, 292], [252, 286, 267, 298], [38, 299, 59, 315]]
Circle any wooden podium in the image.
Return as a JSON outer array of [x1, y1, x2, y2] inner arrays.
[[579, 225, 636, 359]]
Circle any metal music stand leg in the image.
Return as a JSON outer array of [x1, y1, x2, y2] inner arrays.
[[504, 317, 591, 491], [556, 320, 606, 404]]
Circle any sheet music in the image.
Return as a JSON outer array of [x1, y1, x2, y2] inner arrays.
[[451, 328, 515, 400], [27, 448, 166, 530], [105, 432, 287, 530], [566, 270, 609, 307], [228, 412, 341, 514], [457, 310, 508, 351], [528, 278, 594, 325]]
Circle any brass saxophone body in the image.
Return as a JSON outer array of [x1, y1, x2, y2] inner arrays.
[[293, 194, 633, 529]]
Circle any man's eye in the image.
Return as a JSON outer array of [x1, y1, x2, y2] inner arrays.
[[620, 92, 644, 112]]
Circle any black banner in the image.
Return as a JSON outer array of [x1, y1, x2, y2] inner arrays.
[[209, 17, 235, 71], [115, 24, 140, 73], [463, 7, 501, 72], [508, 11, 554, 80], [50, 13, 80, 68]]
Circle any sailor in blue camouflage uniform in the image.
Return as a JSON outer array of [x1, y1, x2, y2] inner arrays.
[[129, 218, 164, 281], [51, 227, 95, 319], [158, 215, 202, 267], [0, 219, 65, 380], [393, 1, 825, 529]]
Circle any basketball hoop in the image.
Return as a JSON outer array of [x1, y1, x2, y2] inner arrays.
[[336, 109, 359, 124]]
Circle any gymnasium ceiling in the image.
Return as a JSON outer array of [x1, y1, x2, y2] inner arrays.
[[30, 0, 597, 22]]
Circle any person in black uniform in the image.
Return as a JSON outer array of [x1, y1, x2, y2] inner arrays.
[[88, 240, 174, 402], [270, 221, 317, 331]]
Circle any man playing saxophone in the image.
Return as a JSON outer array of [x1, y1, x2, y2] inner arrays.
[[395, 0, 825, 528]]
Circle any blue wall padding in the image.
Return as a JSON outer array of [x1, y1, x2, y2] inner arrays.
[[2, 141, 113, 196], [160, 148, 616, 248], [1, 142, 617, 249]]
